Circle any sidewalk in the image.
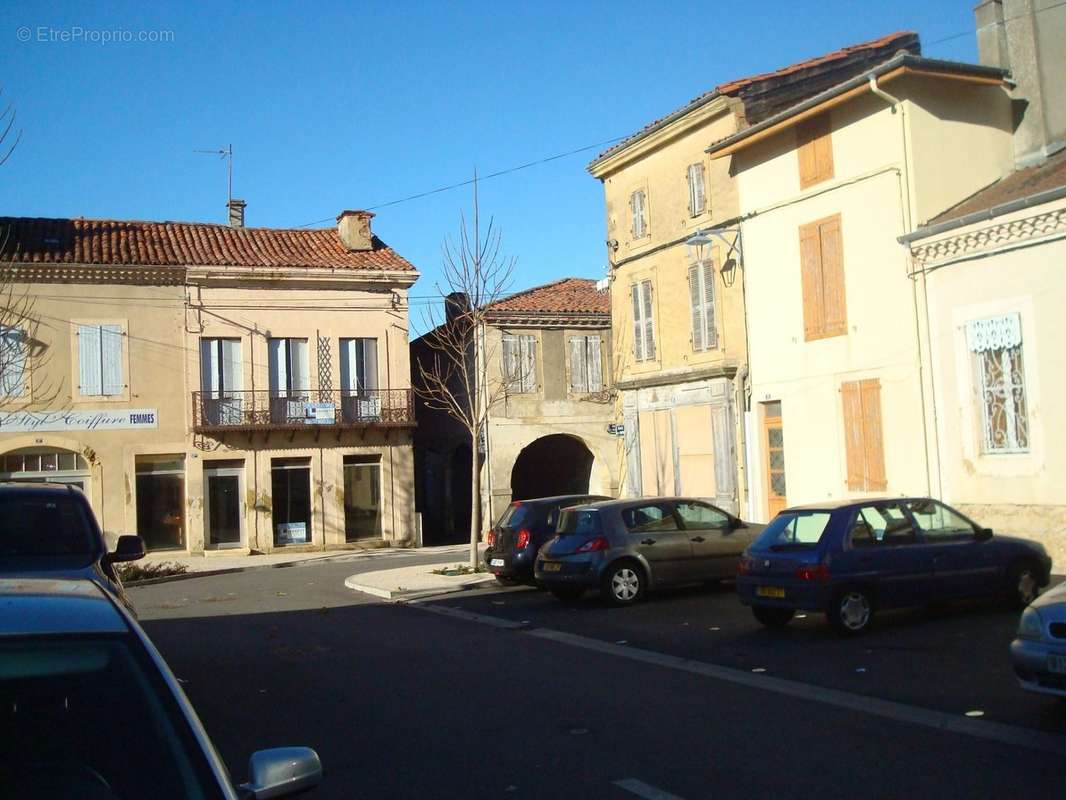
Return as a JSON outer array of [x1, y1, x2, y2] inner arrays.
[[343, 543, 498, 600]]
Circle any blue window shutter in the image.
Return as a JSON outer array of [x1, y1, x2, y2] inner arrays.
[[78, 325, 102, 395], [100, 325, 124, 395]]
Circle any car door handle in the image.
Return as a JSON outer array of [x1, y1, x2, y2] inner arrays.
[[691, 536, 706, 543], [640, 538, 656, 545]]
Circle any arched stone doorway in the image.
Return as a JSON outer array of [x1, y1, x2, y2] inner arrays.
[[510, 434, 594, 501]]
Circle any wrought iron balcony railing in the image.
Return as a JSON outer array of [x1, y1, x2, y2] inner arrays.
[[192, 389, 414, 433]]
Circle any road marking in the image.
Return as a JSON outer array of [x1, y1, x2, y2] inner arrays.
[[613, 778, 688, 800], [412, 603, 528, 630]]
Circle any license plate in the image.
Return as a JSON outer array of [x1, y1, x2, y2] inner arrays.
[[1048, 654, 1066, 674], [490, 558, 505, 567], [756, 586, 786, 599], [542, 562, 562, 573]]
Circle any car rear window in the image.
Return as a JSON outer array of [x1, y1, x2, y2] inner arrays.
[[495, 502, 537, 530], [556, 509, 602, 537], [753, 511, 831, 551], [0, 493, 96, 557]]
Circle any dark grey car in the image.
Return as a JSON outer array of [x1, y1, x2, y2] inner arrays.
[[534, 497, 763, 605]]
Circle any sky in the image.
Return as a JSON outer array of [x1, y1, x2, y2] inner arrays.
[[1, 1, 980, 334]]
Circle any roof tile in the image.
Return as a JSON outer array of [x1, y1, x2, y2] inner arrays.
[[486, 277, 609, 316], [929, 148, 1066, 224]]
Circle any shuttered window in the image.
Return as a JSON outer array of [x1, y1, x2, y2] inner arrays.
[[268, 338, 310, 396], [77, 324, 124, 396], [796, 113, 834, 189], [568, 335, 603, 394], [630, 280, 656, 362], [842, 379, 887, 492], [0, 327, 27, 397], [340, 338, 378, 393], [687, 163, 706, 216], [502, 334, 537, 393], [799, 214, 846, 341], [630, 189, 648, 239], [687, 261, 717, 351], [200, 338, 242, 395]]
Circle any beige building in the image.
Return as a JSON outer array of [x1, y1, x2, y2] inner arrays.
[[0, 206, 419, 554], [587, 32, 919, 515], [708, 50, 1014, 520]]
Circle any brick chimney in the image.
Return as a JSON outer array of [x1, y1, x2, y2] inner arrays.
[[227, 198, 247, 228], [337, 210, 375, 251]]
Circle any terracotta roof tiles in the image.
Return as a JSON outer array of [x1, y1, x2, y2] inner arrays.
[[486, 277, 609, 317]]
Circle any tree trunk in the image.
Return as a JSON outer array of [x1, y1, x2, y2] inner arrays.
[[469, 428, 482, 569]]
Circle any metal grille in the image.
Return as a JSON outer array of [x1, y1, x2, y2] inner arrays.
[[977, 344, 1029, 453], [317, 336, 332, 402]]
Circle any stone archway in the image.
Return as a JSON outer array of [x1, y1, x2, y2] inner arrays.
[[510, 434, 594, 501]]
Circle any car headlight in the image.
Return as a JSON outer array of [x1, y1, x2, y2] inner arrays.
[[1018, 607, 1046, 640]]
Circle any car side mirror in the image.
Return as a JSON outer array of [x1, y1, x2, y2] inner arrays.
[[976, 527, 993, 542], [239, 747, 321, 799], [110, 535, 146, 563]]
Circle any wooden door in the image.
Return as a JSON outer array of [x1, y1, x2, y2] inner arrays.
[[762, 402, 787, 518]]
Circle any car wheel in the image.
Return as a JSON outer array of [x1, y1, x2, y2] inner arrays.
[[602, 561, 644, 606], [1008, 560, 1040, 609], [752, 606, 795, 628], [828, 588, 874, 636], [550, 587, 584, 603]]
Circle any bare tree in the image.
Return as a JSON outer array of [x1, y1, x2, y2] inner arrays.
[[414, 176, 518, 568]]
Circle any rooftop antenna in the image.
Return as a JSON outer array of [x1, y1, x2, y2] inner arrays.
[[194, 144, 233, 206]]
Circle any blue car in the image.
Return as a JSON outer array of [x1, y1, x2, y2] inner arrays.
[[736, 497, 1051, 636]]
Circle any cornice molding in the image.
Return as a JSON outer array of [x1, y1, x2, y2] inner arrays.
[[910, 206, 1066, 266]]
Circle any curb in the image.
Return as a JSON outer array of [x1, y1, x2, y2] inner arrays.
[[124, 551, 375, 588], [344, 574, 498, 600]]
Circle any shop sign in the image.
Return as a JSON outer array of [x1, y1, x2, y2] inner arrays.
[[0, 408, 159, 433], [276, 522, 308, 544]]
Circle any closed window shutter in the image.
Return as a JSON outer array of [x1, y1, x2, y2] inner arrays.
[[587, 336, 603, 392], [841, 381, 865, 491], [819, 217, 847, 336], [799, 221, 825, 340], [569, 337, 587, 393], [290, 339, 309, 393], [100, 325, 124, 396], [695, 165, 705, 214], [860, 380, 886, 490], [78, 325, 102, 395], [0, 329, 27, 396], [702, 261, 717, 348], [796, 114, 833, 188], [641, 280, 656, 361], [201, 339, 220, 397], [688, 265, 703, 351], [501, 336, 515, 389], [521, 335, 537, 392], [221, 339, 242, 393], [631, 285, 644, 361], [630, 192, 639, 238], [360, 339, 378, 392]]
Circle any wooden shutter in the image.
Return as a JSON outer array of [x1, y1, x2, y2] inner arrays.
[[860, 379, 887, 490], [78, 324, 102, 395], [819, 216, 846, 336], [501, 336, 516, 389], [631, 284, 644, 361], [799, 222, 825, 340], [688, 265, 703, 351], [641, 280, 656, 361], [841, 381, 866, 491], [587, 336, 603, 392], [702, 260, 716, 348], [100, 325, 124, 396], [796, 114, 833, 189], [521, 335, 537, 392], [569, 336, 587, 393]]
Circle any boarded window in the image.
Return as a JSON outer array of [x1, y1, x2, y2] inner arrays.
[[78, 324, 124, 396], [568, 335, 603, 393], [630, 189, 648, 238], [630, 281, 656, 362], [502, 334, 537, 393], [687, 261, 717, 351], [842, 379, 887, 492], [796, 113, 834, 189], [687, 163, 706, 216], [799, 214, 846, 341]]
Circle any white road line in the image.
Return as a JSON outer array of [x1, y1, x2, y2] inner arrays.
[[411, 603, 528, 630], [613, 778, 688, 800]]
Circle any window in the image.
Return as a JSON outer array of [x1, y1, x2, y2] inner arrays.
[[687, 163, 706, 216], [630, 280, 656, 362], [135, 456, 186, 551], [675, 501, 730, 530], [753, 511, 831, 549], [841, 379, 886, 492], [502, 334, 537, 393], [905, 499, 975, 542], [849, 504, 917, 548], [268, 338, 310, 423], [630, 189, 648, 239], [200, 338, 243, 426], [344, 455, 382, 541], [688, 260, 717, 351], [568, 335, 603, 393], [966, 314, 1029, 453], [0, 328, 27, 397], [272, 457, 312, 545], [799, 215, 846, 340], [340, 338, 378, 393], [77, 324, 124, 396], [796, 113, 834, 188], [621, 504, 679, 533]]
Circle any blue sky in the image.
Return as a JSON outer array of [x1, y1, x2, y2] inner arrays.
[[1, 1, 979, 333]]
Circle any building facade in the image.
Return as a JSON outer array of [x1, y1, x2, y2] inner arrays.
[[0, 208, 419, 554]]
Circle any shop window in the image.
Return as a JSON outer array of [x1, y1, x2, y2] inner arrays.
[[135, 455, 186, 551], [344, 455, 382, 542], [272, 457, 312, 545]]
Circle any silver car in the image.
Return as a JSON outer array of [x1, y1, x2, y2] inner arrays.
[[1011, 580, 1066, 697], [0, 578, 322, 799]]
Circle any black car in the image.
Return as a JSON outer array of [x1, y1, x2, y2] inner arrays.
[[0, 483, 146, 613], [485, 494, 610, 581]]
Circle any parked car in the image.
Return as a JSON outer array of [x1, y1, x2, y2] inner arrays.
[[534, 497, 762, 605], [0, 577, 322, 799], [485, 494, 610, 582], [0, 482, 145, 614], [1011, 579, 1066, 698], [736, 497, 1052, 636]]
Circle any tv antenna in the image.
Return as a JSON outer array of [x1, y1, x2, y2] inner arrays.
[[194, 144, 233, 205]]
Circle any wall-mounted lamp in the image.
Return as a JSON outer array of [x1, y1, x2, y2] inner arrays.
[[720, 257, 739, 288], [606, 238, 619, 252], [684, 230, 713, 263], [687, 227, 744, 287]]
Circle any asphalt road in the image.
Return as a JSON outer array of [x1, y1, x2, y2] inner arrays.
[[133, 558, 1066, 799]]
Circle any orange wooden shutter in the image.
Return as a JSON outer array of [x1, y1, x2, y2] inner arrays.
[[796, 114, 833, 189], [799, 221, 824, 340], [860, 379, 887, 490], [819, 215, 847, 336], [841, 381, 866, 491]]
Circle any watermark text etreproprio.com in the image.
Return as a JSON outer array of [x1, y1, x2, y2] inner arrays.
[[17, 26, 175, 44]]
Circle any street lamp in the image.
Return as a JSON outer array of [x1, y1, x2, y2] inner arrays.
[[687, 227, 744, 287], [685, 230, 713, 264]]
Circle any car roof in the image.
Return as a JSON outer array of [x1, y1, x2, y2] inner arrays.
[[0, 578, 129, 637], [512, 494, 610, 506], [0, 482, 85, 497], [783, 497, 932, 513], [565, 496, 727, 511]]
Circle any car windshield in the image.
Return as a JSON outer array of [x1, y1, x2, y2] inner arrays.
[[0, 635, 226, 800], [496, 502, 536, 530], [0, 493, 96, 558], [556, 509, 602, 537], [753, 511, 832, 550]]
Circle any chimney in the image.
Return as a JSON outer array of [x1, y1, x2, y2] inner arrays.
[[975, 0, 1009, 69], [337, 210, 375, 251], [445, 292, 471, 325], [227, 198, 247, 228]]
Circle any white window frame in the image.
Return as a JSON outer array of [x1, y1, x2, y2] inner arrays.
[[630, 280, 657, 363], [687, 163, 706, 217], [71, 319, 129, 402], [966, 313, 1030, 454]]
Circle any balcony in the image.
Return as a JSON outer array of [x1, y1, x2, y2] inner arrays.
[[192, 389, 414, 433]]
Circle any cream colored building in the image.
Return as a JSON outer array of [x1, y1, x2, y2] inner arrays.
[[587, 32, 920, 515], [0, 207, 419, 554], [708, 52, 1014, 520]]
